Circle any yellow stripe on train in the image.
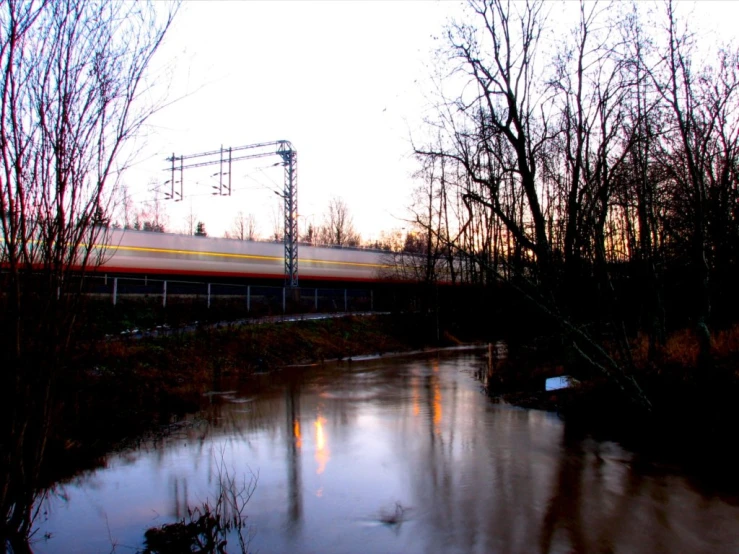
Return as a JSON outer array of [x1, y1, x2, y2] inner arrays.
[[106, 244, 390, 269]]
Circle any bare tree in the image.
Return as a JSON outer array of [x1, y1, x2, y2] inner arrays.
[[317, 196, 361, 247], [415, 0, 654, 407], [302, 222, 316, 245], [395, 151, 455, 285], [645, 0, 739, 363], [183, 201, 199, 235], [136, 185, 169, 232], [372, 228, 405, 252], [270, 202, 284, 242], [0, 0, 177, 541], [225, 211, 258, 240], [450, 0, 552, 280], [115, 183, 136, 229], [408, 0, 739, 407], [617, 4, 667, 360]]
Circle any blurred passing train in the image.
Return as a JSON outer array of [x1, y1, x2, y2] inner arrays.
[[95, 228, 390, 283]]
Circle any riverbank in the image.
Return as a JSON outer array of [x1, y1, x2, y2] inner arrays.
[[48, 314, 438, 484], [489, 325, 739, 491], [32, 344, 739, 554], [41, 314, 739, 494]]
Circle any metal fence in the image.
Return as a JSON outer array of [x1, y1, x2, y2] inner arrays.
[[85, 275, 375, 315]]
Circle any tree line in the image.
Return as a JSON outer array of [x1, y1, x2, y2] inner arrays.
[[116, 192, 366, 247], [398, 0, 738, 381]]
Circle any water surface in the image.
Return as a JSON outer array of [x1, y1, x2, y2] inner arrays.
[[36, 352, 739, 553]]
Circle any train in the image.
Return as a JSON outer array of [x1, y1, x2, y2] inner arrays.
[[95, 228, 391, 283]]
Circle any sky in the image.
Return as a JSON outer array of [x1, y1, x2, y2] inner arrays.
[[125, 0, 461, 242], [124, 0, 737, 243]]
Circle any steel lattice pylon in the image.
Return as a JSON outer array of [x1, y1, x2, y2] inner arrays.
[[165, 140, 299, 287], [278, 144, 298, 287]]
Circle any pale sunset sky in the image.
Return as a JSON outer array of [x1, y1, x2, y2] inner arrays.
[[124, 0, 737, 242]]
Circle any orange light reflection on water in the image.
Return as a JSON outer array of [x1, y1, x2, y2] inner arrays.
[[432, 360, 442, 434], [433, 381, 442, 434], [412, 376, 420, 416], [293, 419, 302, 449], [314, 416, 329, 475]]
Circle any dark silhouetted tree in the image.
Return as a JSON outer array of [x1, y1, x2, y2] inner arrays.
[[0, 0, 178, 541]]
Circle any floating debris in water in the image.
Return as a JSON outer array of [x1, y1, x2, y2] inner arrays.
[[545, 375, 577, 391], [379, 502, 409, 526], [202, 390, 238, 397]]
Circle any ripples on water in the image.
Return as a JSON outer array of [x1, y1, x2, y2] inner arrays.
[[35, 352, 739, 553]]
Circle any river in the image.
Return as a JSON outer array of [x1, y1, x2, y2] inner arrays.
[[34, 350, 738, 553]]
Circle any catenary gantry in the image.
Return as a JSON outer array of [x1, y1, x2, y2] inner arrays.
[[166, 140, 299, 287]]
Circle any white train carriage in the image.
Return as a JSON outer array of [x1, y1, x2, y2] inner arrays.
[[97, 229, 390, 282]]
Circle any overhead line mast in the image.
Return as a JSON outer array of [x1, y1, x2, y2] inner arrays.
[[165, 140, 299, 287]]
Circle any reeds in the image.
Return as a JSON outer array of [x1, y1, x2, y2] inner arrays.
[[143, 450, 257, 554]]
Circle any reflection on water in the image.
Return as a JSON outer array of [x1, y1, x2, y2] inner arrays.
[[35, 352, 739, 554], [285, 380, 302, 534], [314, 416, 329, 475]]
